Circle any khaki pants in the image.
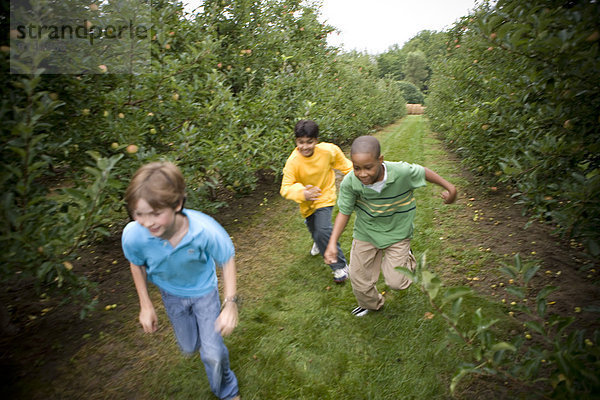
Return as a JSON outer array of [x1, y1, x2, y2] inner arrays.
[[349, 238, 416, 310]]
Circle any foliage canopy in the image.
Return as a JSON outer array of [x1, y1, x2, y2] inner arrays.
[[427, 0, 600, 256], [0, 0, 406, 307]]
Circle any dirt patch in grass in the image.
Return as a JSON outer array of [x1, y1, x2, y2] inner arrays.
[[457, 186, 597, 318], [439, 151, 599, 331], [434, 144, 599, 398]]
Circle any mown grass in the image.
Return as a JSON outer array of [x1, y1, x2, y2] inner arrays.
[[50, 116, 510, 400]]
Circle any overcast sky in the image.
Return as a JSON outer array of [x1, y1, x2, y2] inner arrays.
[[319, 0, 478, 53], [183, 0, 479, 54]]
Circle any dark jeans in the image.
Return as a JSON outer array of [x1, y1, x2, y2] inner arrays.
[[305, 206, 347, 271]]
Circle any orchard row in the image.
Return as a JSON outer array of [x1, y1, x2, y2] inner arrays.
[[426, 0, 600, 256], [0, 0, 406, 299]]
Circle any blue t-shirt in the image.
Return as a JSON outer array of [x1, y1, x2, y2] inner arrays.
[[121, 208, 235, 297]]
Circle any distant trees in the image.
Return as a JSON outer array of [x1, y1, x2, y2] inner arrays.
[[404, 51, 428, 88], [397, 81, 424, 104], [376, 30, 447, 100]]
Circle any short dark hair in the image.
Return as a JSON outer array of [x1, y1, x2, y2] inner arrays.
[[351, 135, 381, 159], [294, 119, 319, 139]]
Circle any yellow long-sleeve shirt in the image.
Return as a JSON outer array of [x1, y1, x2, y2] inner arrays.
[[280, 142, 353, 218]]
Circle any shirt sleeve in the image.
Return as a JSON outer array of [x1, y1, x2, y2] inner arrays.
[[337, 174, 357, 215], [332, 145, 353, 175], [121, 222, 146, 266], [280, 156, 306, 203], [408, 163, 427, 189], [204, 217, 236, 266]]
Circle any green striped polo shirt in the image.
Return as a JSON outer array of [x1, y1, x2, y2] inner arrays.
[[338, 161, 426, 248]]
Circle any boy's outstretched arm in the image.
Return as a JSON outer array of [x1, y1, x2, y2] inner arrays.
[[215, 257, 238, 337], [425, 167, 457, 204], [324, 212, 351, 264], [130, 263, 158, 333], [333, 145, 353, 175]]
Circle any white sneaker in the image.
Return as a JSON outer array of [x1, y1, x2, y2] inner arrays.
[[333, 266, 349, 283], [310, 242, 320, 256], [351, 306, 369, 317]]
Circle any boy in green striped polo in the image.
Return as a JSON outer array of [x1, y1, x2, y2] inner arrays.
[[324, 136, 457, 316]]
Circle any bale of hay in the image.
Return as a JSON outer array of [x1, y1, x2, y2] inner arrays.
[[406, 104, 425, 115]]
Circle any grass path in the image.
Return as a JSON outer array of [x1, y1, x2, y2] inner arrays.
[[219, 115, 472, 399], [38, 116, 482, 399], [23, 115, 595, 399]]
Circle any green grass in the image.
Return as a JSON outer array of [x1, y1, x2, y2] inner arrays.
[[53, 115, 510, 400], [141, 116, 469, 399], [173, 115, 496, 400]]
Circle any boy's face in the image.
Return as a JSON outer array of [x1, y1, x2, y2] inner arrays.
[[295, 137, 318, 158], [133, 198, 181, 239], [352, 152, 384, 185]]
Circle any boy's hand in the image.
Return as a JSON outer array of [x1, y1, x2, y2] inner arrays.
[[139, 306, 158, 333], [216, 302, 238, 336], [324, 243, 338, 265], [441, 186, 457, 204], [304, 185, 322, 201]]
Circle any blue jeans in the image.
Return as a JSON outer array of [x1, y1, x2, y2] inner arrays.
[[305, 206, 347, 271], [160, 288, 239, 400]]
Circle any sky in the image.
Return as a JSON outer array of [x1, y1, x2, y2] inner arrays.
[[319, 0, 478, 53], [182, 0, 479, 54]]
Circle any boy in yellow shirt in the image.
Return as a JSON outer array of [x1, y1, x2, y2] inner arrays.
[[280, 120, 353, 283]]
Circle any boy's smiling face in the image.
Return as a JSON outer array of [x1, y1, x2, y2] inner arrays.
[[352, 152, 384, 185], [133, 198, 181, 239], [296, 137, 318, 157]]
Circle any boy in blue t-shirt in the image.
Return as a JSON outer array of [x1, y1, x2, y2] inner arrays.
[[121, 162, 240, 400]]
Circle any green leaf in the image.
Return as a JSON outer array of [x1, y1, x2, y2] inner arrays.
[[422, 270, 441, 300], [93, 226, 110, 237], [490, 342, 516, 353], [536, 286, 557, 302], [473, 346, 482, 361], [522, 264, 540, 284], [513, 253, 523, 272], [62, 188, 88, 203], [521, 358, 541, 379], [525, 320, 545, 335], [441, 286, 472, 307], [554, 350, 571, 376], [505, 286, 526, 299], [8, 146, 27, 159], [556, 317, 575, 335], [86, 150, 102, 161], [452, 297, 464, 317], [499, 265, 518, 279], [83, 166, 101, 179], [492, 349, 506, 365], [537, 300, 547, 318], [451, 366, 482, 393], [447, 331, 465, 345], [395, 266, 416, 282]]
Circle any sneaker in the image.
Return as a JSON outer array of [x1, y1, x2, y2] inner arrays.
[[333, 266, 349, 283], [310, 242, 320, 256], [351, 306, 369, 317]]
